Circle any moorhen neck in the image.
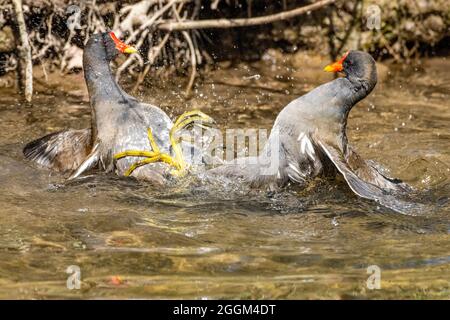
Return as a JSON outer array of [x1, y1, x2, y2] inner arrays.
[[209, 50, 413, 213], [23, 32, 213, 184]]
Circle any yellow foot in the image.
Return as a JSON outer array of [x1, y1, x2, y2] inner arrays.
[[172, 110, 216, 133], [113, 110, 216, 178], [114, 128, 181, 177], [169, 110, 216, 175]]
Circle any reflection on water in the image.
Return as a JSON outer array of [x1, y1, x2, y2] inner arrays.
[[0, 52, 449, 299]]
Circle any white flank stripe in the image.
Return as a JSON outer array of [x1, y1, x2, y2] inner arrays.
[[288, 162, 302, 176], [288, 173, 303, 183], [299, 133, 315, 161]]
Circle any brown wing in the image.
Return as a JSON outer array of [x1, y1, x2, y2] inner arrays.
[[316, 139, 424, 215], [345, 145, 411, 192], [23, 128, 92, 173]]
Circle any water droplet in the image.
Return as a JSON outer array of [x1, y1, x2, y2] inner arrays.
[[331, 217, 339, 227]]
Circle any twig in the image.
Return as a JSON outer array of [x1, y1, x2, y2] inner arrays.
[[170, 2, 196, 96], [132, 32, 171, 92], [336, 0, 361, 54], [159, 0, 336, 31], [12, 0, 33, 102], [182, 30, 196, 96], [126, 0, 180, 43], [115, 28, 150, 82]]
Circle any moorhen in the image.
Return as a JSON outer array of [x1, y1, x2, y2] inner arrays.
[[24, 32, 213, 184], [208, 51, 414, 213]]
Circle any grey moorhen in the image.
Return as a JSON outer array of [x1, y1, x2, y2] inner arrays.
[[209, 51, 415, 213], [23, 32, 213, 184]]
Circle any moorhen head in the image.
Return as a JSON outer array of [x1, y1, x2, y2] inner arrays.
[[325, 51, 376, 80], [324, 50, 377, 106], [84, 32, 137, 62]]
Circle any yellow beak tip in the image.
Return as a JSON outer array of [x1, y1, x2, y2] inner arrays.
[[124, 46, 138, 54], [323, 65, 333, 72]]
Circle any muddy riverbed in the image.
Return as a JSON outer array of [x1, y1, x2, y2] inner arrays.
[[0, 51, 449, 299]]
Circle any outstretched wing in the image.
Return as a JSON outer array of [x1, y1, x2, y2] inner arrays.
[[344, 145, 411, 192], [316, 139, 424, 215], [23, 128, 93, 173]]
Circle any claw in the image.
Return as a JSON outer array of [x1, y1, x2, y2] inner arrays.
[[169, 110, 216, 174], [114, 128, 180, 177], [113, 111, 216, 178], [169, 114, 215, 154], [173, 110, 215, 131]]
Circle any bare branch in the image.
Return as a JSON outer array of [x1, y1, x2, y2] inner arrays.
[[126, 0, 183, 43], [12, 0, 33, 102], [132, 32, 171, 92], [182, 30, 196, 97], [158, 0, 336, 31]]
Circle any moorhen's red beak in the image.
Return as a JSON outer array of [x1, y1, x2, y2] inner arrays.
[[109, 32, 138, 54], [323, 51, 349, 72]]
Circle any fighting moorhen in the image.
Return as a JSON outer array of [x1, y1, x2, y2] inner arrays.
[[208, 51, 414, 213], [24, 32, 213, 184]]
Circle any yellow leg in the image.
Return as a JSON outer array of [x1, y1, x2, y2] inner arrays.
[[113, 111, 216, 178], [169, 110, 216, 176], [172, 110, 215, 133], [114, 128, 180, 177], [124, 156, 161, 176], [115, 150, 157, 160], [114, 129, 160, 160], [146, 128, 160, 153]]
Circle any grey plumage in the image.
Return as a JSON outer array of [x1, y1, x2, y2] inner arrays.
[[208, 51, 416, 213], [23, 32, 191, 184]]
